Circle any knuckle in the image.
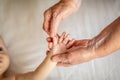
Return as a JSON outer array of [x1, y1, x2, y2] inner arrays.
[[43, 24, 48, 31], [44, 10, 51, 17], [42, 24, 46, 30], [44, 10, 48, 15], [43, 26, 45, 30], [52, 13, 60, 20]]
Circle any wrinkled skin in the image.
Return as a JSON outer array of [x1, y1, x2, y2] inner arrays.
[[47, 37, 96, 66], [49, 17, 120, 67], [43, 0, 81, 37], [51, 39, 96, 66]]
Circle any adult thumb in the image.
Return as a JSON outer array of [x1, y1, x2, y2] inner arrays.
[[51, 52, 70, 63], [50, 17, 61, 37]]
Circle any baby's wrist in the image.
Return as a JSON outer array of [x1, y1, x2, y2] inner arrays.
[[46, 49, 58, 58]]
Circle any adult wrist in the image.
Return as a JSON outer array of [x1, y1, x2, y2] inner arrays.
[[87, 38, 99, 59], [60, 0, 81, 8], [88, 36, 108, 58]]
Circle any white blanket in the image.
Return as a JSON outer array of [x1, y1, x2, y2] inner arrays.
[[0, 0, 120, 80]]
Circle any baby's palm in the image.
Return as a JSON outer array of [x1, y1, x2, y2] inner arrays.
[[53, 43, 67, 54], [49, 32, 75, 54]]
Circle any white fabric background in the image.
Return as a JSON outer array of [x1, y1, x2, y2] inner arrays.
[[0, 0, 120, 80]]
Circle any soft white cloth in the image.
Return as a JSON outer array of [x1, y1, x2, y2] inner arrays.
[[0, 0, 120, 80]]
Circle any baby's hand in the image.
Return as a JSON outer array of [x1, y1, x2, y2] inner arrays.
[[48, 32, 75, 55]]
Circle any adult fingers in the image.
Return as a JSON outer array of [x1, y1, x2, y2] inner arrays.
[[50, 14, 61, 37], [66, 39, 75, 49], [46, 50, 54, 57], [51, 52, 71, 64], [43, 10, 52, 35]]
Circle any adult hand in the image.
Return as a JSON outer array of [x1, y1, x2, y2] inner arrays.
[[50, 17, 120, 67], [51, 39, 97, 67], [43, 0, 81, 37]]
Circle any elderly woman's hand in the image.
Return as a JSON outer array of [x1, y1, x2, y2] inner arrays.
[[51, 39, 97, 67], [43, 0, 81, 37]]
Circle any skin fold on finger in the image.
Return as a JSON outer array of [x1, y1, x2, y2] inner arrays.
[[46, 50, 53, 57], [46, 50, 50, 55], [58, 32, 66, 43]]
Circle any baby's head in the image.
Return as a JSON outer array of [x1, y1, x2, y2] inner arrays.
[[0, 37, 10, 76]]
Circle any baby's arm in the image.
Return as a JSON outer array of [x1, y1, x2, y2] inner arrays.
[[12, 32, 73, 80], [15, 53, 57, 80]]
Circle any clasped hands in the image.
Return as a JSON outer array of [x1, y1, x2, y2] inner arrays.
[[46, 33, 96, 67], [43, 0, 96, 67]]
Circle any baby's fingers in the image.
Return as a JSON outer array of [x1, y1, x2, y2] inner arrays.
[[66, 39, 75, 49], [59, 32, 66, 43], [63, 34, 70, 44], [46, 37, 52, 42], [48, 42, 53, 49]]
